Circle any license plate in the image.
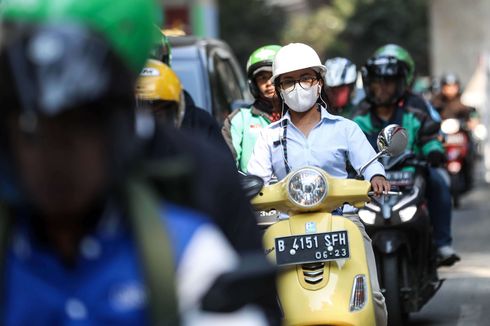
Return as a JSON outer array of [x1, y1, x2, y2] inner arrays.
[[386, 171, 414, 187], [275, 231, 349, 266], [446, 133, 466, 145]]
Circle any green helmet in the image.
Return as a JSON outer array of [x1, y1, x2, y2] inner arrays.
[[0, 0, 158, 117], [374, 44, 415, 85], [246, 45, 281, 98], [1, 0, 158, 72], [150, 26, 172, 67]]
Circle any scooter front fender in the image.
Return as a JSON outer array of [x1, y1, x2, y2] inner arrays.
[[371, 230, 407, 254], [263, 213, 376, 326]]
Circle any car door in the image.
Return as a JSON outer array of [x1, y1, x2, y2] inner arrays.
[[208, 47, 250, 125]]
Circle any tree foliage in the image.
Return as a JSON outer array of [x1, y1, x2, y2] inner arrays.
[[334, 0, 429, 75], [218, 0, 286, 68], [219, 0, 429, 75], [281, 0, 356, 60]]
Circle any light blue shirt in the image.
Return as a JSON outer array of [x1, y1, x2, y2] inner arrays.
[[247, 107, 385, 183]]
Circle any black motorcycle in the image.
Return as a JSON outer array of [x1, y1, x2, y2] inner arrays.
[[358, 151, 443, 325]]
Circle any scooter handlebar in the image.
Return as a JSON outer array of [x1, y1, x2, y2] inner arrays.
[[368, 191, 403, 197]]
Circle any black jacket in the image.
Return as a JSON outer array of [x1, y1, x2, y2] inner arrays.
[[145, 122, 263, 253], [181, 90, 228, 150]]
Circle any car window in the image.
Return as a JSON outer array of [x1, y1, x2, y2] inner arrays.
[[211, 55, 243, 123], [171, 58, 208, 113]]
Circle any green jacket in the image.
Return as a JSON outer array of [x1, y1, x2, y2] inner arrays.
[[222, 104, 273, 173], [353, 97, 444, 157], [328, 102, 357, 119]]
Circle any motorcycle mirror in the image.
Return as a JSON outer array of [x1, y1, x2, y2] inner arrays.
[[358, 124, 408, 177], [377, 124, 408, 156], [239, 174, 265, 200]]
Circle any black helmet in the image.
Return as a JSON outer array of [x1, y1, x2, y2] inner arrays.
[[362, 55, 409, 106]]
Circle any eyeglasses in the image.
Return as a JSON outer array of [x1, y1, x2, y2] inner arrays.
[[279, 75, 319, 92]]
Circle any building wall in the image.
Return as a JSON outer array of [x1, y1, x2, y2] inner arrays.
[[431, 0, 490, 182], [430, 0, 490, 84]]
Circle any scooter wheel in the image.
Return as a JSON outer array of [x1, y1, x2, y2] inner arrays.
[[382, 254, 408, 326]]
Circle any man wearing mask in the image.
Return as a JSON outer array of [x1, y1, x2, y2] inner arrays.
[[222, 45, 282, 173], [353, 48, 460, 267], [247, 43, 389, 326]]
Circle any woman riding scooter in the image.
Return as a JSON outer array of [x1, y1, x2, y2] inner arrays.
[[248, 42, 389, 326]]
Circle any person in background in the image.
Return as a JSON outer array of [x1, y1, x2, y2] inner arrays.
[[222, 45, 282, 173], [432, 73, 479, 126], [324, 57, 358, 118], [353, 47, 460, 267], [0, 0, 274, 324], [149, 30, 226, 148], [150, 26, 172, 66]]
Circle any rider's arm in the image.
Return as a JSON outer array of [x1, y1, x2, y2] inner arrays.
[[169, 211, 268, 325], [247, 128, 273, 184], [345, 120, 386, 181], [222, 109, 242, 164]]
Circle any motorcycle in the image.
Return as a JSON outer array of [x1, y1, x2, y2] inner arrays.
[[357, 150, 442, 325], [440, 118, 475, 207], [250, 125, 407, 325]]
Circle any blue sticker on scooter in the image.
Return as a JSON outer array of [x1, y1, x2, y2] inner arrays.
[[305, 222, 317, 233]]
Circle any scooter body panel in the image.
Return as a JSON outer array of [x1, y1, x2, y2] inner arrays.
[[263, 212, 376, 326]]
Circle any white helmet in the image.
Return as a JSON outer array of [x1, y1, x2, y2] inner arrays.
[[271, 43, 327, 83], [325, 57, 357, 87]]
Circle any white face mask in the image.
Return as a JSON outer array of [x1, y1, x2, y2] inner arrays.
[[281, 84, 320, 112]]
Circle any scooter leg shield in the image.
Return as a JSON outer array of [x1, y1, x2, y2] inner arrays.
[[263, 213, 376, 325]]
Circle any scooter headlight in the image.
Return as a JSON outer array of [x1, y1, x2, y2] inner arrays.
[[287, 168, 328, 208], [358, 209, 377, 225], [399, 205, 417, 222], [441, 119, 460, 134]]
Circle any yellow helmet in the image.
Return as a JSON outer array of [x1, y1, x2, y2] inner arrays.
[[136, 59, 182, 102]]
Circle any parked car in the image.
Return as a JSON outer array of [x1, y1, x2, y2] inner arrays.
[[169, 36, 252, 125]]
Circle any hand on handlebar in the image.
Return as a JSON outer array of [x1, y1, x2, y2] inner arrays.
[[370, 175, 391, 196]]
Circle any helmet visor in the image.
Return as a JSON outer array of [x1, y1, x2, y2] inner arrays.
[[0, 22, 135, 117]]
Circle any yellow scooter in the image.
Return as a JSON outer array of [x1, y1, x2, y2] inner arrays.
[[250, 125, 408, 326]]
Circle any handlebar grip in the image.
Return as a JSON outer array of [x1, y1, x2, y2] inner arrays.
[[368, 191, 403, 196]]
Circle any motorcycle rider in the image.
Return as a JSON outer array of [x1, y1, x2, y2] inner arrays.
[[353, 46, 461, 266], [432, 73, 479, 124], [150, 26, 172, 66], [149, 30, 227, 149], [0, 0, 273, 324], [247, 42, 389, 326], [324, 57, 358, 118], [136, 60, 185, 127], [135, 59, 225, 147], [222, 45, 282, 173]]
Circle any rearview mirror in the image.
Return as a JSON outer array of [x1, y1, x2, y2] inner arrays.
[[358, 124, 408, 177], [377, 124, 408, 156]]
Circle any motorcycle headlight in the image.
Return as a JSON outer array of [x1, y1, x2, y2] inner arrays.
[[358, 209, 376, 224], [287, 168, 328, 208], [398, 205, 417, 222], [448, 161, 462, 173], [441, 119, 460, 134], [473, 124, 487, 141]]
